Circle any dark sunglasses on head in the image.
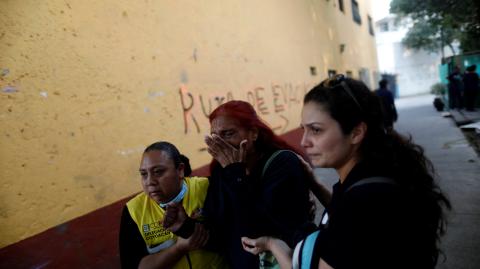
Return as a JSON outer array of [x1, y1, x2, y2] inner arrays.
[[320, 74, 363, 111]]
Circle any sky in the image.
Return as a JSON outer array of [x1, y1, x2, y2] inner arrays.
[[371, 0, 392, 22]]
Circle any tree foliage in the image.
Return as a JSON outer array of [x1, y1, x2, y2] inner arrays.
[[390, 0, 480, 54]]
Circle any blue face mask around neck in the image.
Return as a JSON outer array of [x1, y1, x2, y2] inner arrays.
[[159, 181, 187, 209]]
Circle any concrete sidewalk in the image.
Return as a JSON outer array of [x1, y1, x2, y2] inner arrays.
[[448, 108, 480, 127], [314, 94, 480, 269], [396, 95, 480, 269]]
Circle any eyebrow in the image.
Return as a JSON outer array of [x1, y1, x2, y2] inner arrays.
[[139, 165, 165, 172], [302, 122, 323, 127], [212, 128, 235, 134]]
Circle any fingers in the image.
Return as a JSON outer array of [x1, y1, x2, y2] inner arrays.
[[190, 208, 203, 220], [205, 134, 237, 151], [162, 204, 179, 229], [205, 135, 219, 157], [195, 223, 209, 246], [241, 237, 255, 253], [205, 135, 230, 162], [163, 203, 187, 232], [204, 134, 246, 167], [213, 135, 235, 157], [296, 153, 313, 173], [241, 237, 262, 255], [204, 134, 223, 150], [187, 223, 209, 250], [212, 134, 234, 148], [241, 237, 255, 248], [171, 202, 188, 219]]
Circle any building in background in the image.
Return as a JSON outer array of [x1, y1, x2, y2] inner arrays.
[[375, 15, 452, 97]]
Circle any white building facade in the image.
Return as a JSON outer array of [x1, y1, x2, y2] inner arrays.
[[375, 16, 446, 97]]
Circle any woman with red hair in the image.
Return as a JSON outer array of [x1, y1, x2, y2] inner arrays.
[[201, 100, 322, 269], [163, 100, 328, 268]]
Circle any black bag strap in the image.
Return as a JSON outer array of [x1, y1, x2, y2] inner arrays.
[[261, 150, 294, 178], [345, 176, 397, 193]]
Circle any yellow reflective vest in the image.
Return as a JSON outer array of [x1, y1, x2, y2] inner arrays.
[[126, 176, 228, 269]]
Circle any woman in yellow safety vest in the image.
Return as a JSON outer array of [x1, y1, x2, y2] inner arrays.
[[119, 141, 228, 269]]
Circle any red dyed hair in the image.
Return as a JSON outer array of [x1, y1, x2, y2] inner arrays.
[[208, 100, 307, 173]]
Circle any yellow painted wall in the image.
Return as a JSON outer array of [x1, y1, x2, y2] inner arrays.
[[0, 0, 377, 247]]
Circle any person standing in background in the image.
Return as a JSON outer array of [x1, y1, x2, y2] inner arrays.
[[448, 65, 464, 110], [463, 64, 479, 111], [375, 79, 398, 130]]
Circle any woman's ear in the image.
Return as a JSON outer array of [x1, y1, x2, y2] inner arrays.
[[177, 162, 185, 179], [350, 122, 367, 145], [250, 127, 259, 141]]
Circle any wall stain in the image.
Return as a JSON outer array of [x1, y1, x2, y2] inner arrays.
[[1, 69, 9, 76], [73, 175, 94, 182], [47, 148, 59, 155], [2, 86, 17, 93], [94, 188, 106, 202], [148, 90, 164, 98], [180, 70, 188, 83], [161, 107, 173, 118], [192, 48, 198, 62]]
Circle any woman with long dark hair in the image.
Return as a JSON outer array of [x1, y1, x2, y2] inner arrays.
[[241, 75, 451, 269]]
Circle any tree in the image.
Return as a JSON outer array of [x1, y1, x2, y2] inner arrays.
[[390, 0, 480, 55], [400, 17, 457, 57]]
